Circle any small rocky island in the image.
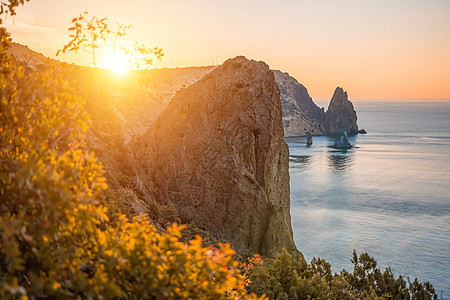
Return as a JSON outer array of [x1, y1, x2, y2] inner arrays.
[[333, 132, 353, 149]]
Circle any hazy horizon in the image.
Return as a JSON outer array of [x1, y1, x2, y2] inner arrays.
[[5, 0, 450, 99]]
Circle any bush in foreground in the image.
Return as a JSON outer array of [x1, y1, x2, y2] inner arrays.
[[0, 30, 263, 298], [243, 248, 437, 300]]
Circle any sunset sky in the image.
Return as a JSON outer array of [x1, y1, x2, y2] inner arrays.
[[5, 0, 450, 99]]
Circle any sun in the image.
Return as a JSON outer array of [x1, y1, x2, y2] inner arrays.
[[110, 54, 129, 75], [103, 53, 130, 75]]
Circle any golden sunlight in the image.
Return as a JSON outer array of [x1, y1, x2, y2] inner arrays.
[[102, 53, 130, 76]]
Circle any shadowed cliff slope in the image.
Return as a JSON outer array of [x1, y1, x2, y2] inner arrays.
[[132, 56, 303, 261], [274, 70, 326, 136]]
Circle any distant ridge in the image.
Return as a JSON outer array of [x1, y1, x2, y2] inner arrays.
[[8, 43, 358, 137], [7, 43, 53, 67]]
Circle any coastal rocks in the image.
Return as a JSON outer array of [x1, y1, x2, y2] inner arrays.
[[333, 132, 353, 149], [325, 87, 358, 136], [133, 56, 303, 262], [274, 70, 326, 137], [306, 131, 313, 146], [358, 129, 367, 134], [273, 72, 359, 139]]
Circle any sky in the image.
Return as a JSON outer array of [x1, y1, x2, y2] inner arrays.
[[4, 0, 450, 99]]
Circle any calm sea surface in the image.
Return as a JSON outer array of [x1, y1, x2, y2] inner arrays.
[[287, 100, 450, 298]]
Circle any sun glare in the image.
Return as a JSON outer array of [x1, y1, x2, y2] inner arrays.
[[103, 53, 130, 76]]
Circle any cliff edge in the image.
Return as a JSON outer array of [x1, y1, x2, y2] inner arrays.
[[132, 56, 303, 261]]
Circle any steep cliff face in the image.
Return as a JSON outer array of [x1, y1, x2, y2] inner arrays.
[[325, 87, 358, 135], [274, 70, 326, 136], [11, 43, 302, 259], [132, 56, 303, 261]]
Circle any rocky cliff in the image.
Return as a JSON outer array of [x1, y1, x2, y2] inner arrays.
[[325, 87, 358, 135], [274, 70, 326, 136], [274, 71, 359, 137], [132, 56, 303, 261]]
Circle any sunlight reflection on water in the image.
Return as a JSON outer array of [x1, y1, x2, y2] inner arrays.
[[287, 101, 450, 298]]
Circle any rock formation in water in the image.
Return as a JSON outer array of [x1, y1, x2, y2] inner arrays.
[[273, 70, 326, 136], [333, 132, 353, 149], [132, 56, 303, 261], [358, 129, 367, 134], [306, 132, 313, 146], [325, 87, 358, 136]]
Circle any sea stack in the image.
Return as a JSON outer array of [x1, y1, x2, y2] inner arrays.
[[132, 56, 303, 262], [325, 87, 358, 136], [306, 131, 313, 146]]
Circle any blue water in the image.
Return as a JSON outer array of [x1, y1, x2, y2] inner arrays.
[[287, 100, 450, 299]]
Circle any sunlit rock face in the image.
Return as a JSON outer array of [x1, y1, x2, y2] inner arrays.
[[325, 87, 358, 136], [103, 67, 216, 144], [132, 56, 303, 261], [273, 70, 326, 137]]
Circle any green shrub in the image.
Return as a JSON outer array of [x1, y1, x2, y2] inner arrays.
[[244, 249, 437, 300]]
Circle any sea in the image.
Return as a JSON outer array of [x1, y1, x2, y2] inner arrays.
[[287, 100, 450, 299]]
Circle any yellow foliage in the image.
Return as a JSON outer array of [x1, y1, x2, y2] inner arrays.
[[0, 24, 264, 299]]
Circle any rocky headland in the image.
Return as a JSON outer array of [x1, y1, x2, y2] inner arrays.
[[274, 71, 358, 137], [8, 43, 360, 261], [132, 56, 303, 261]]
